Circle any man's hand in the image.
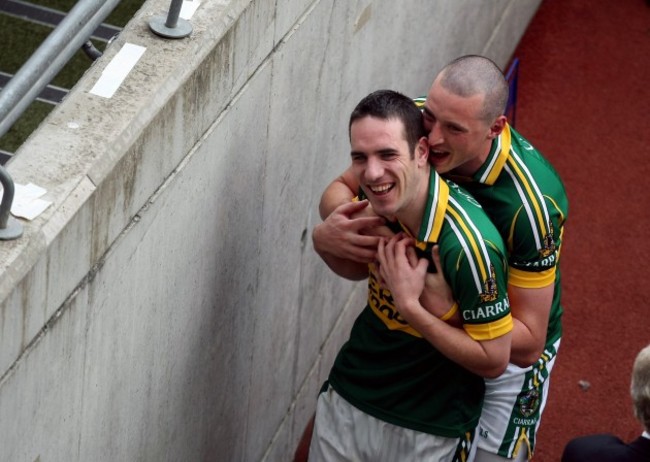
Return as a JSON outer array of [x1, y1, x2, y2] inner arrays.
[[313, 200, 387, 263], [378, 235, 511, 378], [376, 235, 429, 322], [349, 200, 394, 239], [377, 239, 458, 324]]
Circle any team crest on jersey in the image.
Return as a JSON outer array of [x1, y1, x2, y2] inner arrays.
[[539, 222, 556, 258], [518, 389, 540, 417], [479, 264, 498, 302]]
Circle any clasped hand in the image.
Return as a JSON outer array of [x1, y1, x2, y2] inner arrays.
[[377, 235, 457, 324]]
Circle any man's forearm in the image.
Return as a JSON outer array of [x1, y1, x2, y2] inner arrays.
[[507, 283, 554, 367], [316, 249, 369, 280], [400, 299, 511, 378], [312, 222, 371, 279], [510, 318, 549, 367], [319, 169, 358, 219]]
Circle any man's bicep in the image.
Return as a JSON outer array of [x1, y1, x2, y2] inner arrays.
[[319, 252, 369, 280], [508, 283, 554, 341], [319, 167, 359, 219]]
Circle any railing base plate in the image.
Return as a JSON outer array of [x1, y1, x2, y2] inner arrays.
[[0, 215, 23, 240], [149, 16, 192, 39]]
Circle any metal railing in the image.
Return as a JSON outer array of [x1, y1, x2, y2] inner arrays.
[[0, 0, 192, 240], [0, 0, 193, 143], [149, 0, 192, 39], [0, 0, 123, 240], [0, 0, 122, 140], [0, 166, 22, 240]]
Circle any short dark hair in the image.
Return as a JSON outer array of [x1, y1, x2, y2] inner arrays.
[[349, 89, 426, 154]]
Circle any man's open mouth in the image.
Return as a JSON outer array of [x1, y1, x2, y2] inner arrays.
[[368, 183, 394, 196], [429, 149, 449, 161]]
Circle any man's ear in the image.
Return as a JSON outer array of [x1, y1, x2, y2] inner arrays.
[[488, 115, 507, 139], [416, 136, 429, 166]]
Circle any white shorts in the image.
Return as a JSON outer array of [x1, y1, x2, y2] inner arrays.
[[308, 385, 473, 462], [473, 338, 561, 459]]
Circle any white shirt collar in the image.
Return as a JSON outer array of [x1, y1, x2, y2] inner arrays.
[[642, 431, 650, 440]]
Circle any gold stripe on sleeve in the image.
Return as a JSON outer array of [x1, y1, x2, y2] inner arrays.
[[464, 313, 513, 340], [509, 267, 556, 288]]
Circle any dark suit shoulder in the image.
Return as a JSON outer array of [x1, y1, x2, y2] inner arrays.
[[628, 436, 650, 460], [562, 434, 650, 462]]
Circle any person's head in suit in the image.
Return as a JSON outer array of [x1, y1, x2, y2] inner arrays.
[[631, 344, 650, 434]]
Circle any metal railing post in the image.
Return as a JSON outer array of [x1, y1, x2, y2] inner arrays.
[[0, 165, 23, 240], [149, 0, 192, 39]]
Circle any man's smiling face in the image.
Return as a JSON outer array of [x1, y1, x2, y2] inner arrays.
[[350, 115, 428, 223]]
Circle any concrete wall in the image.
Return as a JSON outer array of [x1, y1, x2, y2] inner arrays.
[[0, 0, 541, 460]]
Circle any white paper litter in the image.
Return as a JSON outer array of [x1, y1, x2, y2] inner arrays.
[[180, 1, 201, 19], [0, 183, 52, 220]]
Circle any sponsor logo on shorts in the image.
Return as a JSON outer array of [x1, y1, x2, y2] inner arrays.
[[518, 389, 540, 418], [513, 417, 537, 426]]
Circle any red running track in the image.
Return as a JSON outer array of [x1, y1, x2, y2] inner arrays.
[[514, 0, 650, 460]]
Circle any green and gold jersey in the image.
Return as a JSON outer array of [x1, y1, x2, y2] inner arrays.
[[329, 172, 512, 437], [457, 124, 567, 346], [414, 97, 568, 348]]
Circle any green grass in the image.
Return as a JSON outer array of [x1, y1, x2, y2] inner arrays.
[[0, 0, 147, 155], [2, 102, 54, 151], [27, 0, 148, 26]]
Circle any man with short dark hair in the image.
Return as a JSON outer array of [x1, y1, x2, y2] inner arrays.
[[309, 89, 512, 461]]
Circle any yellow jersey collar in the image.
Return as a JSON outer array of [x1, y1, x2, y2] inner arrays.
[[475, 123, 512, 185], [417, 172, 449, 243]]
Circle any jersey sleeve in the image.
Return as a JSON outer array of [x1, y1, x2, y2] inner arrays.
[[444, 239, 513, 341], [508, 195, 566, 289]]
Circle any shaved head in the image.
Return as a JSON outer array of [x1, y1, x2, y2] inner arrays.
[[437, 55, 509, 123]]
